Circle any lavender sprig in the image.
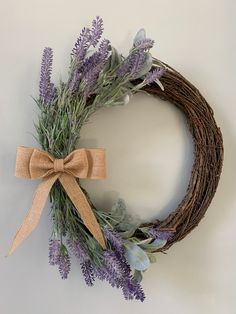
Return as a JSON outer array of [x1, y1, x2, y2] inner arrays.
[[144, 67, 166, 85], [147, 228, 174, 241], [39, 47, 56, 104], [67, 239, 95, 286], [104, 228, 124, 257], [72, 27, 91, 63], [48, 239, 60, 265], [48, 240, 71, 279], [117, 32, 154, 79], [94, 249, 145, 301], [82, 39, 111, 98], [81, 260, 95, 286], [90, 16, 104, 47], [58, 250, 71, 279]]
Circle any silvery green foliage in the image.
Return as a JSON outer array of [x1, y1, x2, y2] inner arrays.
[[125, 241, 150, 271], [139, 238, 168, 252]]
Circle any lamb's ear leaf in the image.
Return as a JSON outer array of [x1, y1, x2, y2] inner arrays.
[[125, 242, 150, 271], [140, 238, 167, 252], [133, 270, 143, 283], [120, 227, 137, 239], [103, 47, 121, 73], [109, 198, 126, 224], [147, 252, 157, 263], [133, 28, 146, 45], [110, 47, 122, 69]]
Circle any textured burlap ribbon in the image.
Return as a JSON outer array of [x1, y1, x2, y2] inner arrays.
[[8, 146, 106, 255]]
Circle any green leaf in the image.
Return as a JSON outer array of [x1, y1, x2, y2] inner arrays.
[[110, 198, 126, 224], [147, 252, 157, 263], [110, 47, 122, 69], [119, 227, 136, 239], [136, 238, 152, 245], [140, 238, 167, 252], [133, 270, 143, 282], [133, 28, 146, 45], [125, 242, 150, 271]]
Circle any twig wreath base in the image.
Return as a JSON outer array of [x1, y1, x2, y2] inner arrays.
[[9, 17, 224, 302], [140, 64, 223, 250]]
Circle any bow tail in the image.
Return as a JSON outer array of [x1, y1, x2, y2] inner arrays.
[[59, 173, 106, 249], [8, 174, 59, 256]]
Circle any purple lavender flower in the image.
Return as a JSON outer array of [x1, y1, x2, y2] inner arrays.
[[133, 38, 154, 50], [117, 49, 147, 79], [67, 239, 95, 286], [70, 18, 110, 96], [82, 40, 111, 98], [148, 228, 174, 241], [72, 17, 104, 62], [48, 239, 60, 265], [144, 67, 165, 85], [92, 248, 146, 301], [68, 68, 82, 93], [39, 47, 56, 104], [72, 27, 91, 62], [67, 239, 87, 261], [58, 251, 71, 279], [104, 228, 124, 257], [98, 38, 110, 59], [90, 16, 103, 47], [93, 251, 123, 288], [117, 33, 154, 79], [130, 51, 147, 76], [81, 260, 95, 286], [122, 276, 145, 302], [82, 39, 110, 75]]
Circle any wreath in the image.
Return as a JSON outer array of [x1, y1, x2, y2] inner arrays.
[[8, 17, 223, 302]]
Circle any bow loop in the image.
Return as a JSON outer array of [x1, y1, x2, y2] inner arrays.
[[63, 148, 89, 178], [30, 149, 55, 178], [15, 146, 55, 179]]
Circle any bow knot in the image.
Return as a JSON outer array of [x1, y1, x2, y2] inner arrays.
[[54, 158, 64, 173], [8, 146, 107, 256]]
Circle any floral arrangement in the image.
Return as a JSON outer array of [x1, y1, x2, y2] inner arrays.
[[10, 17, 174, 302]]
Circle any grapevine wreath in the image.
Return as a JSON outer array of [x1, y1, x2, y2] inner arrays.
[[9, 17, 223, 301]]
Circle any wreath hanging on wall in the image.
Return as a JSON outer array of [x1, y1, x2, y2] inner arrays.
[[8, 17, 223, 301]]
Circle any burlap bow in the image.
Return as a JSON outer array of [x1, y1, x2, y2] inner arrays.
[[8, 146, 106, 255]]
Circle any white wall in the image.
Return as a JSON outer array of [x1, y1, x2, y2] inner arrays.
[[0, 1, 235, 313]]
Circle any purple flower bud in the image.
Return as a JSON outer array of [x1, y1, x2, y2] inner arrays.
[[39, 47, 56, 104], [72, 17, 104, 62], [58, 251, 71, 280], [104, 228, 124, 257], [81, 260, 95, 286], [67, 239, 87, 262], [133, 38, 154, 50], [48, 239, 60, 265], [91, 247, 146, 301], [67, 239, 95, 286], [72, 27, 91, 62], [144, 68, 165, 85], [117, 50, 146, 79], [122, 276, 145, 302], [90, 16, 104, 47], [148, 228, 174, 241]]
